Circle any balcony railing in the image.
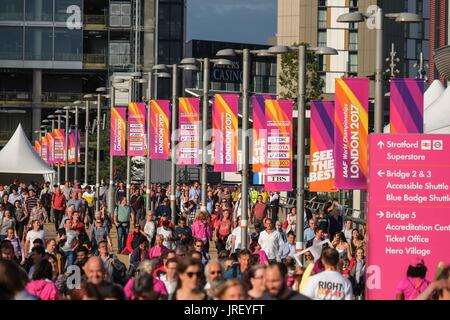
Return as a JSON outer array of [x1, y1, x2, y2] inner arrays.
[[0, 91, 85, 105], [83, 54, 107, 69]]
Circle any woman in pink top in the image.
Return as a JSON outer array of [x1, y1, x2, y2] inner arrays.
[[396, 257, 431, 300], [26, 260, 58, 300], [191, 211, 211, 251], [148, 234, 168, 259], [250, 242, 269, 265], [123, 260, 168, 300]]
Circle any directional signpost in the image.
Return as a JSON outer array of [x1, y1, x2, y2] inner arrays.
[[367, 134, 450, 300]]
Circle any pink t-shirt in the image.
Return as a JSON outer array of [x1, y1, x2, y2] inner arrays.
[[396, 277, 430, 300], [124, 277, 168, 300]]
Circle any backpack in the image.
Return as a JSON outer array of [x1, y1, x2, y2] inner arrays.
[[110, 255, 128, 285]]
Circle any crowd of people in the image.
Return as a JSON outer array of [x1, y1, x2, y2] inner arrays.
[[0, 179, 448, 301]]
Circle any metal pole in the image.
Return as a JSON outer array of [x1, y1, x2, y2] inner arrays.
[[145, 72, 153, 213], [170, 64, 177, 224], [85, 100, 89, 184], [296, 45, 307, 251], [74, 105, 79, 184], [108, 87, 115, 216], [241, 49, 250, 249], [57, 114, 61, 186], [65, 109, 69, 183], [374, 8, 384, 134], [96, 93, 101, 211], [126, 80, 132, 202], [200, 58, 209, 210]]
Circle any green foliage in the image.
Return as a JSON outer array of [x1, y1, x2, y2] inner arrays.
[[278, 42, 325, 108]]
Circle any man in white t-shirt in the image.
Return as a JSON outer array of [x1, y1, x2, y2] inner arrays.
[[258, 218, 285, 261], [25, 220, 46, 254], [302, 247, 354, 300], [230, 216, 251, 254]]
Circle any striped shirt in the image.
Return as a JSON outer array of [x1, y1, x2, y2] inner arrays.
[[25, 196, 38, 214]]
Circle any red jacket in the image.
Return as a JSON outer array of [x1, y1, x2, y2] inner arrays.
[[52, 193, 66, 211]]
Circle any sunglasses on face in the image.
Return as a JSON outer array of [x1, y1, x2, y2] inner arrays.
[[186, 271, 202, 278]]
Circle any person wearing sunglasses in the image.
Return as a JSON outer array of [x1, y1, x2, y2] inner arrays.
[[171, 257, 209, 300]]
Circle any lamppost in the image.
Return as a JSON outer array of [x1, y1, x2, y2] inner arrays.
[[337, 9, 421, 133], [73, 101, 82, 184], [151, 63, 197, 223], [179, 58, 233, 210], [54, 110, 64, 185], [108, 79, 129, 216], [95, 87, 107, 211], [83, 94, 94, 185], [215, 48, 273, 250], [268, 44, 337, 251], [63, 107, 71, 183]]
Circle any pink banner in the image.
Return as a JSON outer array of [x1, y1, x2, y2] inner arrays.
[[177, 97, 200, 165], [310, 101, 337, 192], [213, 94, 239, 172], [128, 102, 147, 156], [41, 136, 47, 163], [68, 130, 81, 163], [264, 99, 293, 192], [111, 107, 127, 156], [34, 140, 42, 157], [53, 129, 65, 164], [367, 134, 450, 300], [150, 100, 170, 160], [334, 78, 369, 190], [252, 95, 276, 173], [46, 132, 54, 164]]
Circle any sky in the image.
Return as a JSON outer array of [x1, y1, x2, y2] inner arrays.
[[186, 0, 277, 45]]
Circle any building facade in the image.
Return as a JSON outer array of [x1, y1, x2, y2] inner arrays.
[[0, 0, 185, 147], [429, 0, 448, 81], [277, 0, 430, 127]]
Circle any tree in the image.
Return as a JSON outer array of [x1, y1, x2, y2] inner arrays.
[[278, 42, 325, 107]]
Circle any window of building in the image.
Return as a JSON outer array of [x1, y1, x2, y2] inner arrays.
[[0, 26, 23, 60], [54, 28, 82, 61], [0, 0, 24, 21], [109, 2, 131, 27], [350, 0, 358, 8], [349, 31, 358, 51], [25, 0, 54, 22], [109, 41, 130, 66], [318, 55, 326, 72], [318, 31, 327, 47], [318, 0, 327, 7], [25, 27, 53, 60], [349, 53, 357, 73], [318, 9, 327, 29]]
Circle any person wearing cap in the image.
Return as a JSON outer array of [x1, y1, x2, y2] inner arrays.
[[395, 257, 431, 300]]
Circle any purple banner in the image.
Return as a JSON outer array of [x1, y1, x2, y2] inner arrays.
[[177, 97, 200, 165], [390, 79, 424, 134]]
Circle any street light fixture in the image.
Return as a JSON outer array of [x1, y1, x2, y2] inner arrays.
[[95, 87, 108, 211], [215, 47, 273, 249], [180, 57, 233, 211], [268, 44, 337, 252], [337, 8, 421, 133]]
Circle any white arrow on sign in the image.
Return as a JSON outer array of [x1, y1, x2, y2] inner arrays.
[[377, 141, 385, 149], [377, 170, 385, 177], [376, 211, 384, 219]]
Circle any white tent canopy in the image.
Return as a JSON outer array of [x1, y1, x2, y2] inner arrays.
[[0, 124, 54, 175], [425, 85, 450, 133], [384, 80, 450, 134], [424, 80, 445, 109]]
